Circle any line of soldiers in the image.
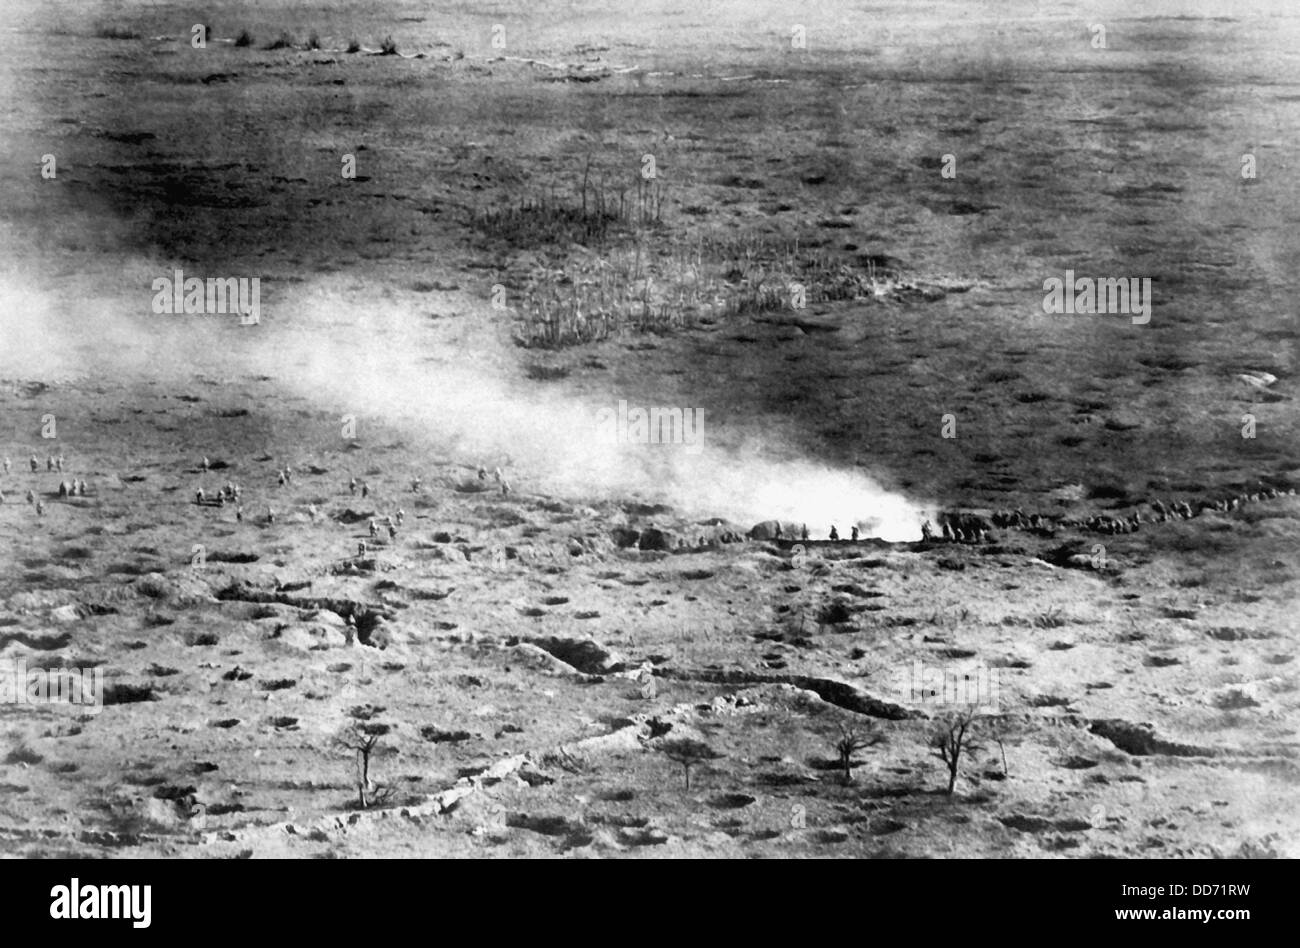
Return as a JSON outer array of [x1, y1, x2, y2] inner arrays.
[[920, 511, 992, 544], [825, 525, 861, 541], [1, 453, 68, 473], [971, 486, 1297, 538], [23, 454, 66, 472], [772, 523, 861, 542]]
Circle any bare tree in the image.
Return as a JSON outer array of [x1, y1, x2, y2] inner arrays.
[[929, 707, 981, 795], [658, 738, 723, 790], [335, 720, 393, 808], [832, 721, 884, 784]]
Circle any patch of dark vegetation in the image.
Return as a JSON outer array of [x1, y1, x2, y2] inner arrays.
[[95, 24, 141, 40], [0, 630, 71, 651], [420, 727, 473, 743], [521, 636, 624, 674], [1089, 719, 1215, 757], [525, 364, 570, 381], [206, 551, 260, 564], [1207, 627, 1276, 641], [818, 600, 856, 624], [103, 683, 157, 705], [4, 744, 43, 765]]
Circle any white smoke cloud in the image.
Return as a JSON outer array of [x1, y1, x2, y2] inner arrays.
[[0, 271, 924, 540]]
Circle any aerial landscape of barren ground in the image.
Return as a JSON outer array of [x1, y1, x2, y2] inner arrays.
[[0, 0, 1296, 860]]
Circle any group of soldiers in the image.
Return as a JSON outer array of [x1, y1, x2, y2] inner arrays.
[[56, 479, 88, 498], [195, 481, 245, 521], [477, 465, 511, 495], [921, 486, 1297, 542], [366, 509, 404, 542], [21, 454, 66, 473], [1062, 489, 1295, 535], [920, 511, 992, 544], [767, 523, 862, 542], [2, 454, 65, 474], [0, 454, 85, 516]]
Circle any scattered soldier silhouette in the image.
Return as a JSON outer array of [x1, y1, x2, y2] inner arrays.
[[236, 506, 244, 522], [477, 466, 487, 481], [851, 526, 860, 542], [774, 523, 783, 540], [349, 476, 357, 495], [361, 483, 369, 498], [387, 523, 397, 540], [411, 476, 421, 493], [2, 457, 9, 474], [46, 456, 54, 471], [202, 456, 211, 471], [921, 519, 934, 541], [35, 500, 45, 516], [493, 467, 510, 495], [284, 465, 293, 482], [829, 525, 839, 541], [638, 666, 657, 699], [58, 481, 69, 498], [56, 455, 64, 473], [196, 487, 206, 504], [357, 540, 368, 556], [800, 524, 809, 541], [395, 508, 405, 526], [26, 489, 35, 504], [277, 471, 287, 487], [29, 455, 38, 472]]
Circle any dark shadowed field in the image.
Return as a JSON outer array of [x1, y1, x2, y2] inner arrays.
[[0, 0, 1296, 857]]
